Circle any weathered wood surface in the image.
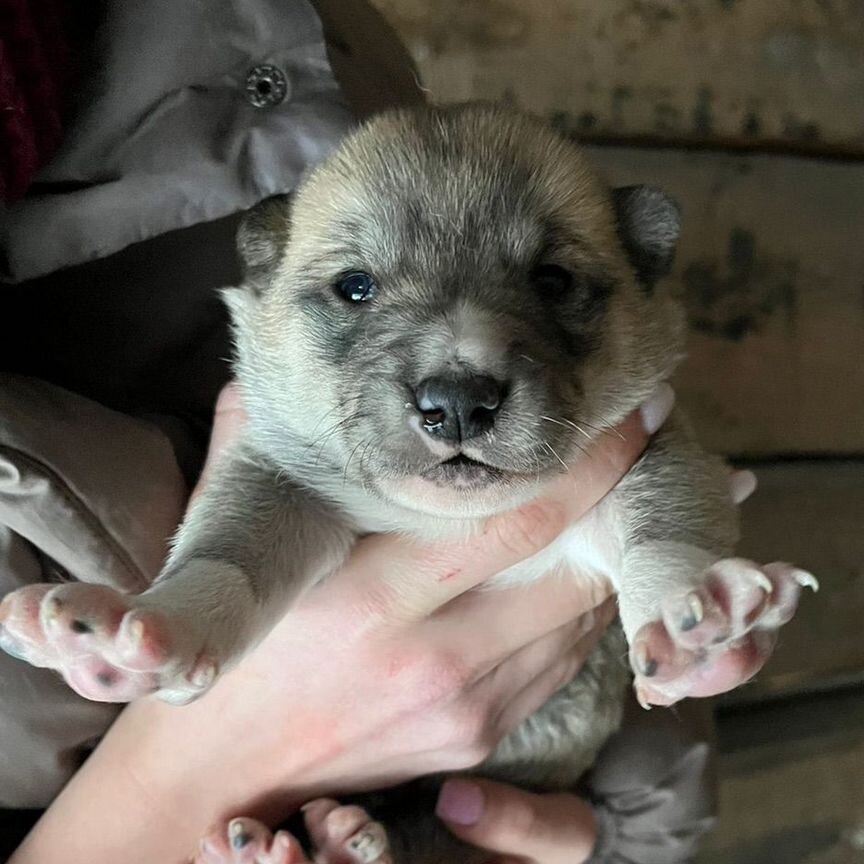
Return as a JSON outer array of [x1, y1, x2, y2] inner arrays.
[[721, 461, 864, 702], [697, 687, 864, 864], [372, 0, 864, 155], [588, 145, 864, 456]]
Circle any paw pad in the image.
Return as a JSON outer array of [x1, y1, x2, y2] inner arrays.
[[631, 559, 818, 707]]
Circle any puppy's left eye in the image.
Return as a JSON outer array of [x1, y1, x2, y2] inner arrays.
[[335, 271, 378, 303], [531, 264, 573, 293]]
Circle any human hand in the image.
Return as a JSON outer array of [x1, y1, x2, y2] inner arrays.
[[9, 381, 664, 864], [195, 779, 596, 864], [161, 379, 657, 818], [436, 777, 597, 864], [174, 382, 659, 809]]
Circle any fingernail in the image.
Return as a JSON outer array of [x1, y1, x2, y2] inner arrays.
[[639, 383, 675, 435], [729, 469, 758, 504], [436, 779, 485, 826]]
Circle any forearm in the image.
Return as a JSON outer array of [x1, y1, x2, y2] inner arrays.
[[10, 692, 323, 864]]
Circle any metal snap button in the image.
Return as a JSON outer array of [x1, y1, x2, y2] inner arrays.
[[245, 64, 288, 108]]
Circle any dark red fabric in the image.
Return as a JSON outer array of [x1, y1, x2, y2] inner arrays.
[[0, 0, 73, 201]]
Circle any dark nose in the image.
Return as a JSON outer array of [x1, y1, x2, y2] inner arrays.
[[414, 374, 506, 442]]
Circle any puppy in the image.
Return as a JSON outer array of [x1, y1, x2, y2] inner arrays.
[[0, 104, 815, 863]]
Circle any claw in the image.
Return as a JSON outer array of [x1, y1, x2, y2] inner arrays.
[[127, 617, 145, 643], [188, 657, 217, 689], [793, 569, 820, 592], [634, 682, 653, 711], [229, 819, 252, 849], [41, 595, 63, 628], [753, 572, 773, 594], [634, 644, 658, 677], [680, 593, 704, 631]]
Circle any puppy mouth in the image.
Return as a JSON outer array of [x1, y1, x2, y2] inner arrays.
[[420, 453, 506, 489]]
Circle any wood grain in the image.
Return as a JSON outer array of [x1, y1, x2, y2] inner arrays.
[[588, 145, 864, 456], [721, 460, 864, 703], [372, 0, 864, 155], [698, 687, 864, 864]]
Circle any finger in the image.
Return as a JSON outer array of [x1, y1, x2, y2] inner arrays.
[[729, 469, 757, 505], [370, 610, 618, 781], [491, 600, 618, 737], [191, 382, 248, 500], [301, 798, 342, 854], [330, 498, 572, 623], [431, 575, 614, 674], [435, 778, 596, 864]]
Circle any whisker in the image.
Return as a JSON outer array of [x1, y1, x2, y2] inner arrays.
[[538, 416, 592, 460], [308, 401, 345, 439], [573, 417, 626, 442], [542, 440, 570, 473], [309, 410, 368, 469], [342, 437, 367, 482], [540, 415, 570, 430], [359, 438, 376, 474]]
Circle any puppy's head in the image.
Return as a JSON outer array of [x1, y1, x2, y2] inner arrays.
[[227, 104, 684, 518]]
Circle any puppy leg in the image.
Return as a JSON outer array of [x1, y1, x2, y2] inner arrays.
[[618, 545, 817, 707], [0, 442, 354, 703], [614, 417, 817, 707]]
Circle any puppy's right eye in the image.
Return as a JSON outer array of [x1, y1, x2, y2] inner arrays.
[[335, 271, 378, 303]]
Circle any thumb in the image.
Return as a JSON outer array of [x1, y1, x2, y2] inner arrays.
[[342, 497, 570, 623], [435, 778, 597, 864], [191, 382, 248, 501]]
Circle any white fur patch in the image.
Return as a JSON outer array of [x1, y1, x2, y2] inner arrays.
[[490, 494, 627, 589]]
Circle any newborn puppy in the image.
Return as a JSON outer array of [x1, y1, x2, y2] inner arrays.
[[0, 104, 815, 862]]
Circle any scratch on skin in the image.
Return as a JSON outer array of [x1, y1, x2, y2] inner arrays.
[[437, 569, 462, 582], [388, 657, 407, 677]]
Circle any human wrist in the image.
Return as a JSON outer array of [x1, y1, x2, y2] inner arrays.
[[10, 691, 330, 864]]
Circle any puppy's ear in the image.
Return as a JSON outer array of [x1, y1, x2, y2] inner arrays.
[[611, 186, 681, 289], [236, 194, 292, 289]]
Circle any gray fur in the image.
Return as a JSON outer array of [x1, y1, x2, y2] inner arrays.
[[612, 185, 682, 289], [141, 105, 738, 854]]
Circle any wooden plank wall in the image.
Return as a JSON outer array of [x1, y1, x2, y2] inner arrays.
[[701, 687, 864, 864], [370, 0, 864, 695], [367, 3, 864, 856], [372, 0, 864, 156]]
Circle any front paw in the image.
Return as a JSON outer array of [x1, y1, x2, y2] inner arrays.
[[629, 558, 818, 707], [0, 583, 218, 703]]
